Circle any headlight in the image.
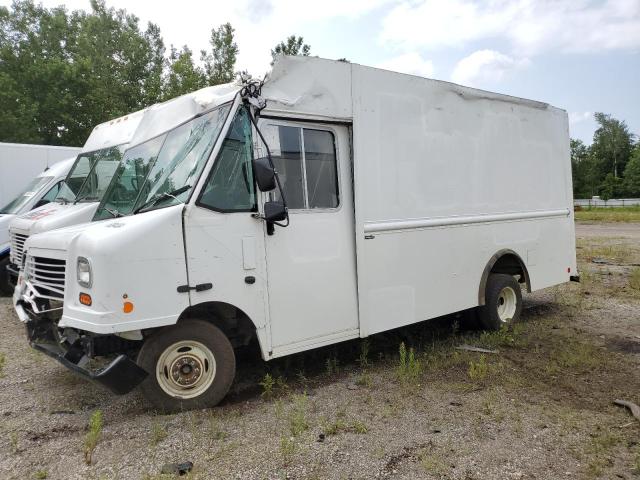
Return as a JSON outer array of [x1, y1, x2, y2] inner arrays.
[[77, 257, 92, 288]]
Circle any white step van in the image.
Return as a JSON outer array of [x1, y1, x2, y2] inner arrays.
[[0, 158, 75, 294], [6, 110, 146, 287], [14, 57, 577, 411]]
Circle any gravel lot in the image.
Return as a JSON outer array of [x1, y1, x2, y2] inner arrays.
[[0, 222, 638, 480]]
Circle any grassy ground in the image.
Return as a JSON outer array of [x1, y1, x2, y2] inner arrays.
[[0, 225, 638, 479], [574, 206, 640, 222]]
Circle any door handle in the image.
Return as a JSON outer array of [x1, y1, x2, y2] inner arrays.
[[177, 283, 213, 293]]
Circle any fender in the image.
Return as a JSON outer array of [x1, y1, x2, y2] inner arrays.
[[478, 249, 531, 306]]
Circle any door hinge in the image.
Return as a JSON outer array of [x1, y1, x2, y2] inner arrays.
[[177, 283, 213, 293]]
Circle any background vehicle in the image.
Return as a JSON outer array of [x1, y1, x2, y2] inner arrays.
[[0, 143, 81, 207], [15, 56, 577, 411], [6, 110, 146, 287], [0, 158, 74, 295]]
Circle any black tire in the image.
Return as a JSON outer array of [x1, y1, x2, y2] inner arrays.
[[478, 273, 522, 330], [0, 256, 13, 296], [137, 319, 235, 412]]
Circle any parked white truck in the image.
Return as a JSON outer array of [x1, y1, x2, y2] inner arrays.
[[6, 110, 145, 288], [14, 56, 577, 411], [0, 142, 81, 207], [0, 158, 75, 294]]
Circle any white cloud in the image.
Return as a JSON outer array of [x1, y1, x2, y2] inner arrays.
[[10, 0, 391, 76], [569, 111, 593, 125], [380, 0, 640, 55], [376, 52, 435, 78], [451, 50, 529, 87]]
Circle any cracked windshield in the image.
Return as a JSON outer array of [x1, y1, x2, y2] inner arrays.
[[94, 103, 231, 219]]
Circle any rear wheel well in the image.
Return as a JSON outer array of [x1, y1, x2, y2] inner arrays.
[[479, 250, 530, 305], [176, 302, 257, 348]]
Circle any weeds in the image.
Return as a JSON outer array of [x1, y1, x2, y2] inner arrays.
[[397, 342, 422, 385], [419, 451, 448, 475], [355, 372, 373, 388], [358, 340, 371, 368], [584, 430, 621, 478], [289, 393, 309, 436], [279, 436, 296, 461], [150, 422, 167, 446], [630, 267, 640, 291], [325, 356, 339, 376], [468, 355, 489, 381], [9, 431, 18, 454], [323, 415, 368, 435], [0, 352, 5, 378], [33, 470, 48, 480], [83, 410, 103, 465], [259, 373, 288, 399]]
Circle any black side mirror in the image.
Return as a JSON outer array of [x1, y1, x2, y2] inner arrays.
[[264, 201, 287, 222], [253, 157, 276, 192]]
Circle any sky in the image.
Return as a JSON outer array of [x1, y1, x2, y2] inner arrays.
[[3, 0, 639, 144]]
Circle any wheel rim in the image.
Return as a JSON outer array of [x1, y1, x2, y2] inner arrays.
[[156, 340, 217, 399], [496, 286, 517, 323]]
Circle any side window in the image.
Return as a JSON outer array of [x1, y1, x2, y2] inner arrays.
[[39, 181, 63, 204], [261, 124, 338, 210], [198, 108, 256, 212]]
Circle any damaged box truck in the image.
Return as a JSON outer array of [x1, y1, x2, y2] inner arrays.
[[13, 56, 577, 411]]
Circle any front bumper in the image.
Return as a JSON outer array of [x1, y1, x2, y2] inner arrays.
[[24, 307, 148, 395]]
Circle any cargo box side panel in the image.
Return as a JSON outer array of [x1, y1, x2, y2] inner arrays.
[[351, 65, 574, 336]]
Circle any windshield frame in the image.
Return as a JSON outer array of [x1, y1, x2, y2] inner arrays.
[[66, 144, 127, 204], [94, 99, 236, 219]]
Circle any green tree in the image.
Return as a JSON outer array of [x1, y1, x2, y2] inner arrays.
[[0, 0, 168, 146], [623, 145, 640, 197], [163, 45, 206, 101], [600, 173, 624, 201], [591, 112, 634, 179], [202, 22, 238, 85], [271, 35, 310, 65]]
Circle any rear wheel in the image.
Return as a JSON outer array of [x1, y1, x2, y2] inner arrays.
[[478, 273, 522, 330], [137, 319, 235, 412], [0, 256, 13, 296]]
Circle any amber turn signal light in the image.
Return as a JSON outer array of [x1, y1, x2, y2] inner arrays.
[[79, 293, 92, 306], [123, 301, 134, 314]]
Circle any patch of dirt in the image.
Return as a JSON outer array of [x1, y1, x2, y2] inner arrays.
[[0, 221, 638, 479]]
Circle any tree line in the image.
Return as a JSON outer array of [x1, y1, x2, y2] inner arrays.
[[571, 113, 640, 199], [0, 0, 310, 146], [2, 1, 638, 198]]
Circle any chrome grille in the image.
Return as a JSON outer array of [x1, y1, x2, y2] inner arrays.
[[10, 232, 28, 265], [25, 256, 66, 301]]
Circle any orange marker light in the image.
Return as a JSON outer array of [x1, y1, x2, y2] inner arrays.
[[79, 293, 92, 306], [123, 301, 134, 314]]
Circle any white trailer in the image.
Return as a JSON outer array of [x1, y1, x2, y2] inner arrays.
[[0, 143, 81, 207], [14, 56, 577, 411]]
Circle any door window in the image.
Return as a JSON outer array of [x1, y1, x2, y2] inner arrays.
[[198, 107, 256, 212], [261, 124, 339, 210]]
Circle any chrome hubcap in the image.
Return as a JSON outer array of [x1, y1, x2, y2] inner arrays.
[[497, 286, 517, 322], [157, 341, 216, 399]]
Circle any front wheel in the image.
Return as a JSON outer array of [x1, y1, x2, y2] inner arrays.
[[478, 273, 522, 330], [137, 319, 236, 412]]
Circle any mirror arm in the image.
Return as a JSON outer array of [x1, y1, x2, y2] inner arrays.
[[244, 103, 290, 229]]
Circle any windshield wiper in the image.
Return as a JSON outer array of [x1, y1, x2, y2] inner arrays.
[[133, 185, 191, 214], [56, 196, 73, 204], [105, 207, 123, 218]]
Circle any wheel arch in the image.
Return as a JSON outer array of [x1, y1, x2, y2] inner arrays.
[[176, 301, 264, 353], [478, 249, 531, 306]]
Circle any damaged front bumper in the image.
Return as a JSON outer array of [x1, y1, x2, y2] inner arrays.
[[20, 298, 148, 395]]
